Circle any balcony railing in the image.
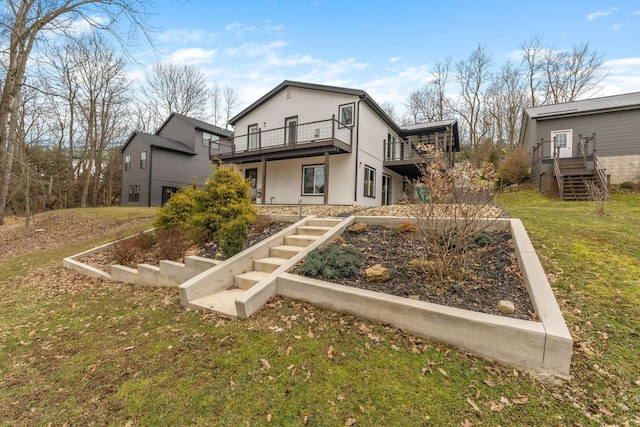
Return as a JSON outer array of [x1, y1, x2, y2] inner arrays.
[[383, 139, 446, 166], [211, 116, 352, 160]]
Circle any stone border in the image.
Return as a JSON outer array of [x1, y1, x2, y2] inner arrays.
[[248, 216, 571, 376], [63, 214, 572, 375]]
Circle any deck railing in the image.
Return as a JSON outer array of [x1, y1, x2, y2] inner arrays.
[[211, 116, 351, 158]]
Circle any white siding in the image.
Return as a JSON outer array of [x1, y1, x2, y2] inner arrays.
[[234, 87, 359, 137], [234, 154, 355, 205]]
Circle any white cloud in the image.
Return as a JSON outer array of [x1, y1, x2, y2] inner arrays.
[[632, 11, 640, 15], [168, 47, 218, 64], [224, 41, 288, 59], [599, 57, 640, 95], [158, 29, 209, 44], [611, 23, 626, 31], [389, 56, 401, 63], [586, 7, 618, 21]]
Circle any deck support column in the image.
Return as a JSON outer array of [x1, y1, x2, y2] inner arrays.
[[261, 157, 267, 205], [323, 151, 330, 205]]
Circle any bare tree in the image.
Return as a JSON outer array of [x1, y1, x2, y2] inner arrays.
[[0, 0, 152, 225], [223, 85, 240, 130], [379, 101, 400, 124], [520, 35, 545, 107], [142, 62, 210, 119], [541, 42, 606, 104], [451, 44, 493, 148], [486, 61, 526, 148], [405, 58, 452, 124], [211, 83, 222, 127]]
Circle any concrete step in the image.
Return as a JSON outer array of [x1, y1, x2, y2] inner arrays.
[[296, 225, 332, 236], [284, 234, 319, 247], [253, 257, 289, 273], [189, 288, 245, 319], [270, 245, 304, 259], [306, 218, 342, 228], [234, 270, 270, 290]]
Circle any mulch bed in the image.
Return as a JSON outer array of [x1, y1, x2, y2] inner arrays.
[[293, 224, 535, 321]]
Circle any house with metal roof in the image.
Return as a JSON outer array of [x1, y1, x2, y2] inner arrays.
[[121, 113, 232, 206], [520, 92, 640, 200], [209, 80, 460, 206]]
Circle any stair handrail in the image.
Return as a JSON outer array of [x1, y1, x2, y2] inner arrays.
[[552, 137, 564, 200], [592, 152, 609, 199]]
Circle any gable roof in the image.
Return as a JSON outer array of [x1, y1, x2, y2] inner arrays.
[[158, 113, 233, 137], [229, 80, 398, 130], [524, 92, 640, 120], [122, 131, 196, 155]]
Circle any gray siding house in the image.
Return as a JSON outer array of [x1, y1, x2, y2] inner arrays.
[[121, 113, 232, 207], [520, 92, 640, 199]]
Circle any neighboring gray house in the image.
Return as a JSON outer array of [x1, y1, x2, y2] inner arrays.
[[520, 92, 640, 199], [121, 113, 232, 207]]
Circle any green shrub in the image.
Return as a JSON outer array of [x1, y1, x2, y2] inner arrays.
[[298, 245, 364, 280], [496, 148, 530, 187], [217, 219, 248, 257], [154, 167, 257, 246], [154, 184, 199, 230]]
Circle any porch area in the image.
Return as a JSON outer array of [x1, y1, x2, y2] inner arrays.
[[210, 116, 352, 164], [532, 133, 610, 200], [384, 120, 459, 180]]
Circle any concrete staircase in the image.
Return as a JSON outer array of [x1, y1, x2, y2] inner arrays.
[[182, 217, 346, 318]]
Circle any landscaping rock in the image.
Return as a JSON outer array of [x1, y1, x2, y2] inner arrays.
[[365, 264, 390, 282], [498, 300, 516, 314], [347, 223, 368, 234]]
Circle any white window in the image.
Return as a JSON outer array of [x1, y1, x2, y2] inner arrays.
[[339, 103, 354, 127], [302, 165, 324, 195], [248, 124, 259, 150], [551, 129, 573, 158], [364, 165, 375, 198], [124, 154, 131, 171], [140, 151, 147, 169]]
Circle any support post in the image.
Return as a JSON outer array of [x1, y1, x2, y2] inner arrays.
[[324, 151, 330, 205], [261, 157, 267, 205]]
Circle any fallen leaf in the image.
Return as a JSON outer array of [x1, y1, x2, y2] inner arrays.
[[337, 395, 345, 401], [266, 413, 272, 422], [438, 368, 448, 377], [327, 346, 335, 360], [483, 378, 495, 387], [358, 405, 365, 413], [358, 324, 372, 334], [345, 418, 357, 426], [460, 419, 474, 427], [260, 359, 271, 373], [511, 394, 528, 405], [29, 330, 36, 337], [466, 397, 482, 414]]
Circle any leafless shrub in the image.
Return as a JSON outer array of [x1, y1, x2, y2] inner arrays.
[[112, 231, 156, 266], [404, 146, 502, 284], [251, 215, 274, 234], [155, 227, 193, 261], [585, 180, 607, 216]]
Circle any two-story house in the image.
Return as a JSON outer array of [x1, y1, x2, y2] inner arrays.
[[121, 113, 232, 206], [210, 80, 460, 206]]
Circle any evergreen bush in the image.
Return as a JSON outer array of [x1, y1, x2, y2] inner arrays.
[[298, 245, 364, 280]]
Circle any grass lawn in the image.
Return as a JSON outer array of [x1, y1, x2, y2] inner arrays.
[[0, 196, 638, 426]]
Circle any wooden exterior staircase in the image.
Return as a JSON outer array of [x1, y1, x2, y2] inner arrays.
[[552, 134, 610, 201], [182, 217, 345, 318]]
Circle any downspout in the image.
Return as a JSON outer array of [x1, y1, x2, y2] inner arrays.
[[353, 93, 367, 203], [148, 146, 154, 207]]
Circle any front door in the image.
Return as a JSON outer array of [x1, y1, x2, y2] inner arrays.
[[285, 116, 297, 145], [382, 174, 392, 205], [551, 129, 573, 158], [245, 168, 258, 201]]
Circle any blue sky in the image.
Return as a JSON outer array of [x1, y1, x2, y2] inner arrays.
[[132, 0, 640, 113]]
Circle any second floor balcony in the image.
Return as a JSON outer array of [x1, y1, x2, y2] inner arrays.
[[210, 116, 352, 163]]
